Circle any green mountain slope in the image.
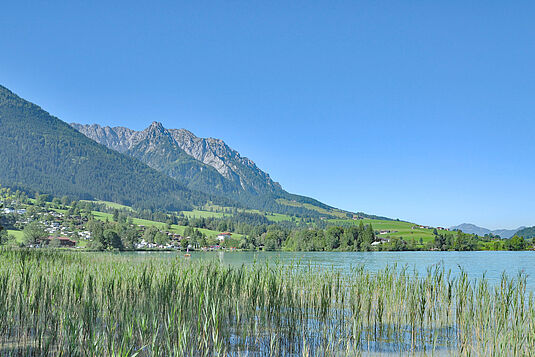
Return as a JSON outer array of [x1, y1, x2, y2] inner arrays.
[[516, 226, 535, 239], [0, 85, 220, 211]]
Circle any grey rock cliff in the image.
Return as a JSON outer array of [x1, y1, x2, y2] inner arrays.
[[71, 122, 282, 196]]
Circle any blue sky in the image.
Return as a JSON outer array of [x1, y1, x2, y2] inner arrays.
[[1, 1, 534, 229]]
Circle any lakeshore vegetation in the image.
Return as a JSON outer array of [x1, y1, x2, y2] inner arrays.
[[0, 249, 534, 355], [1, 187, 533, 252]]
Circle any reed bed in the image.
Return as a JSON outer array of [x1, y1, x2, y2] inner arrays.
[[0, 249, 533, 356]]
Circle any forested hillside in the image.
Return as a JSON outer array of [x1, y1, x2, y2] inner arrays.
[[516, 226, 535, 239], [0, 85, 223, 211]]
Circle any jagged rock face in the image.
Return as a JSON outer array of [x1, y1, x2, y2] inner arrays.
[[71, 122, 164, 153], [167, 128, 279, 191], [71, 122, 283, 196]]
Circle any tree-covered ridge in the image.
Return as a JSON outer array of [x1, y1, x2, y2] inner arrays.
[[516, 226, 535, 239], [0, 85, 223, 211]]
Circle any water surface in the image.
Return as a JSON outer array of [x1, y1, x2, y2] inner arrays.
[[135, 250, 535, 291]]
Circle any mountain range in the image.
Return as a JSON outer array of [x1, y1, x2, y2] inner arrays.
[[70, 122, 283, 198], [70, 122, 339, 216], [449, 223, 525, 239], [1, 84, 531, 231], [0, 85, 220, 211], [0, 84, 349, 218]]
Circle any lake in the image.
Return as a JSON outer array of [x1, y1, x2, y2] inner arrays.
[[135, 250, 535, 291]]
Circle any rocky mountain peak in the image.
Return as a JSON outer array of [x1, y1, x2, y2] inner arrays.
[[71, 122, 284, 196], [147, 121, 165, 132]]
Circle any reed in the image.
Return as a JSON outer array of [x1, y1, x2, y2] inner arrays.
[[0, 249, 533, 356]]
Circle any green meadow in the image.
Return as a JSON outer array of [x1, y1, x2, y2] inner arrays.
[[277, 198, 350, 219], [195, 204, 298, 222], [82, 200, 134, 211], [329, 218, 438, 243], [91, 211, 243, 239], [6, 230, 23, 243], [179, 209, 228, 219]]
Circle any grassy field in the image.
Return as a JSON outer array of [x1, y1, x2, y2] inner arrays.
[[277, 198, 350, 219], [80, 201, 434, 243], [263, 212, 297, 222], [91, 211, 243, 239], [329, 218, 438, 244], [0, 250, 532, 355], [6, 230, 23, 243], [82, 200, 134, 211], [182, 206, 299, 223], [179, 209, 228, 219]]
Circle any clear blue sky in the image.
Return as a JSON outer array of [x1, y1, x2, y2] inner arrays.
[[1, 1, 534, 229]]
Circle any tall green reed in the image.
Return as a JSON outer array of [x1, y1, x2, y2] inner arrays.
[[0, 249, 533, 356]]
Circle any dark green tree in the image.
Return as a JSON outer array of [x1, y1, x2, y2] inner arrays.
[[154, 231, 169, 246], [325, 226, 343, 250], [262, 230, 284, 251], [360, 224, 375, 250], [505, 235, 527, 251], [104, 229, 123, 250], [122, 226, 140, 249], [23, 221, 47, 246], [113, 209, 119, 222], [0, 224, 8, 245], [143, 226, 159, 243]]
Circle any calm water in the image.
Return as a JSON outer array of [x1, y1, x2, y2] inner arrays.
[[135, 250, 535, 291]]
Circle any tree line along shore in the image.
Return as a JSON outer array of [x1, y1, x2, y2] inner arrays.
[[1, 187, 533, 252]]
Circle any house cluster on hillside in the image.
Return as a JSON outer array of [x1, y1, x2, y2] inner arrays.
[[2, 195, 239, 251], [133, 231, 234, 251], [2, 207, 27, 215], [134, 239, 182, 250], [2, 199, 91, 246], [411, 225, 450, 231], [379, 230, 396, 235], [40, 212, 90, 241]]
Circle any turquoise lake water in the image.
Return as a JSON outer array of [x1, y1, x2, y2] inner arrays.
[[133, 250, 535, 291]]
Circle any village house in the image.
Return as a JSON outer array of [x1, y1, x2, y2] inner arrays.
[[78, 231, 91, 240], [168, 233, 183, 241], [217, 232, 232, 242], [371, 237, 390, 246]]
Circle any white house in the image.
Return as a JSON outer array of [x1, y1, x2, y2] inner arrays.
[[217, 232, 232, 242]]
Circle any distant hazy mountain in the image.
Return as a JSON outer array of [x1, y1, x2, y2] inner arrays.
[[71, 122, 337, 216], [0, 85, 219, 211], [450, 223, 525, 239]]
